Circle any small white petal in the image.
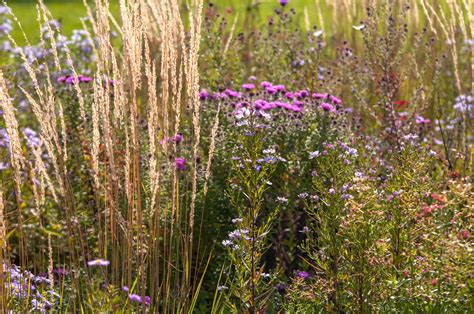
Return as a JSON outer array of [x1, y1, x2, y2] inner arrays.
[[313, 30, 323, 37], [353, 24, 365, 30]]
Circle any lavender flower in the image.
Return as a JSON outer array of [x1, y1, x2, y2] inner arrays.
[[309, 151, 320, 159], [129, 294, 142, 303], [415, 116, 431, 124], [341, 194, 351, 200]]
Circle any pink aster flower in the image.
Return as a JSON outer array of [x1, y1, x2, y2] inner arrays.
[[260, 81, 273, 88], [312, 93, 328, 99], [320, 102, 335, 112], [242, 83, 255, 91], [266, 87, 278, 94], [329, 95, 342, 104], [274, 84, 286, 92], [296, 90, 309, 98], [78, 75, 92, 83], [254, 99, 269, 110], [129, 294, 142, 303], [224, 88, 240, 98]]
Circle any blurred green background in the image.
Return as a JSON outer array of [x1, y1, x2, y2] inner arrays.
[[6, 0, 342, 44], [9, 0, 462, 45]]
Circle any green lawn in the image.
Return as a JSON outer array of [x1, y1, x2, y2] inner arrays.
[[7, 0, 119, 44], [7, 0, 337, 44]]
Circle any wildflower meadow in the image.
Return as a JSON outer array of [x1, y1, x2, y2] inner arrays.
[[0, 0, 472, 312]]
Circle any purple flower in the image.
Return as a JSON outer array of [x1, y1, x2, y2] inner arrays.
[[87, 259, 110, 266], [78, 75, 92, 83], [224, 88, 240, 98], [296, 90, 309, 98], [266, 86, 278, 94], [293, 100, 304, 108], [297, 271, 310, 280], [274, 84, 286, 92], [128, 293, 151, 305], [254, 99, 268, 110], [320, 102, 335, 112], [160, 133, 183, 145], [298, 192, 309, 199], [175, 157, 186, 171], [129, 294, 142, 303], [312, 92, 328, 99], [199, 90, 210, 100], [122, 286, 129, 293], [66, 76, 76, 84], [279, 0, 289, 7], [285, 92, 295, 99], [260, 81, 273, 88], [329, 188, 336, 195], [212, 92, 229, 100], [144, 296, 151, 305], [23, 127, 37, 138], [309, 151, 320, 159], [288, 105, 302, 112], [172, 133, 183, 144], [242, 83, 255, 91], [329, 95, 342, 105]]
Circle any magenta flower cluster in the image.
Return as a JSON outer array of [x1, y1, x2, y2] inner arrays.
[[200, 80, 344, 116], [57, 74, 92, 84]]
